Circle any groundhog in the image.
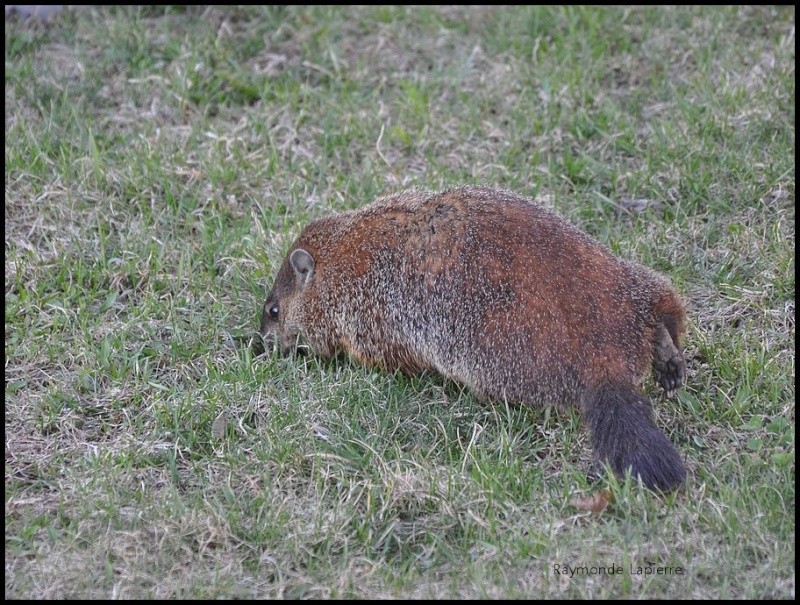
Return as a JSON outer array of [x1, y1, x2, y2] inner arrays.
[[260, 185, 688, 491]]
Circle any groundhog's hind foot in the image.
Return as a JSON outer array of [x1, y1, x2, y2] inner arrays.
[[585, 385, 686, 492], [652, 325, 686, 396]]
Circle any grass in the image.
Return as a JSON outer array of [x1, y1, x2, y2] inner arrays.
[[5, 5, 795, 599]]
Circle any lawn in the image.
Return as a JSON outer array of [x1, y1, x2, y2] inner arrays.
[[5, 5, 795, 599]]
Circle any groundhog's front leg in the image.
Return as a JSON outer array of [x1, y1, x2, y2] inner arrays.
[[584, 384, 686, 492]]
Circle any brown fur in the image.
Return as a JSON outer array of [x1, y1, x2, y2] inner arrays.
[[260, 186, 688, 491]]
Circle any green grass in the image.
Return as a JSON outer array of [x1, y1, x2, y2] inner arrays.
[[5, 5, 794, 599]]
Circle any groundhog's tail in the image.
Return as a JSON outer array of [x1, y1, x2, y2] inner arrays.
[[584, 384, 686, 492]]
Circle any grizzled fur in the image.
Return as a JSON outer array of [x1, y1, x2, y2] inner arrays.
[[260, 186, 687, 491]]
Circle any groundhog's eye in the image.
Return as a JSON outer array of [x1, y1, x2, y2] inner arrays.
[[269, 304, 279, 320]]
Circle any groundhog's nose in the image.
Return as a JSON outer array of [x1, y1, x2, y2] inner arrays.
[[254, 332, 276, 356], [279, 343, 309, 357]]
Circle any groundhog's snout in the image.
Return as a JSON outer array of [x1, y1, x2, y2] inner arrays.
[[257, 323, 309, 359]]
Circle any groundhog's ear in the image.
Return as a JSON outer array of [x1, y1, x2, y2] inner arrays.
[[290, 248, 315, 286]]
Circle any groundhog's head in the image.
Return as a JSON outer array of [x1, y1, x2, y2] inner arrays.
[[259, 247, 317, 357]]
